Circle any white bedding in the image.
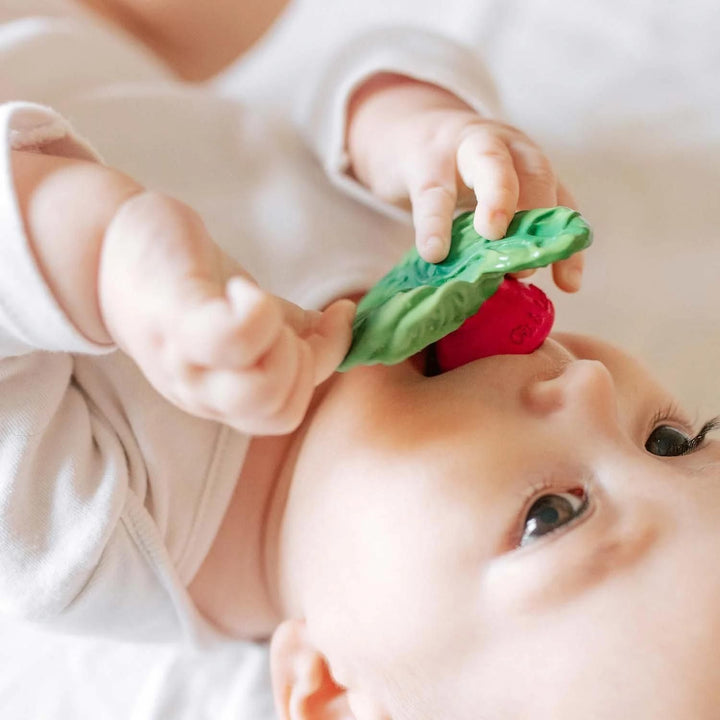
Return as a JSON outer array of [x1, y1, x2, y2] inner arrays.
[[3, 1, 720, 718], [0, 620, 275, 719]]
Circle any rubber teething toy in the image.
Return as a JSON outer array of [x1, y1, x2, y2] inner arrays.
[[435, 276, 554, 371], [337, 206, 592, 372]]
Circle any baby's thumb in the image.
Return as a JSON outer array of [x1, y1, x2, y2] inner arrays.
[[276, 297, 356, 383], [304, 299, 357, 384]]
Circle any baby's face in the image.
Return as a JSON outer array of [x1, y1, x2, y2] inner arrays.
[[291, 332, 720, 719]]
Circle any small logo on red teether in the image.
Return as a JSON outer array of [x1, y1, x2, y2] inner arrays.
[[511, 325, 533, 344], [435, 277, 555, 371]]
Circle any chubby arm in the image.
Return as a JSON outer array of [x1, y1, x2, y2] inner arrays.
[[10, 149, 354, 435], [11, 149, 142, 346]]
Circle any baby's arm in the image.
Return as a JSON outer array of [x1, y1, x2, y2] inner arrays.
[[13, 139, 354, 436], [0, 102, 353, 636], [301, 28, 583, 290], [11, 145, 141, 347]]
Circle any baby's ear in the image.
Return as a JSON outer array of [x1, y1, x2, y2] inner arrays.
[[270, 619, 390, 720]]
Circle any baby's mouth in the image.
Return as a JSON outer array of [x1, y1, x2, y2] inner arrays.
[[408, 344, 440, 377], [409, 334, 573, 382], [409, 278, 557, 378], [409, 343, 443, 377]]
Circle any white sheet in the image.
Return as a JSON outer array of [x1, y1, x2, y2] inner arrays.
[[4, 1, 720, 718], [0, 619, 275, 719]]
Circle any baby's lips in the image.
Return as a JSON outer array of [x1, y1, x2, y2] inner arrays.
[[435, 277, 555, 372]]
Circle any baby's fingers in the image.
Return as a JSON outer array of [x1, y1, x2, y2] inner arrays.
[[280, 297, 356, 384], [506, 139, 558, 212], [550, 183, 584, 293], [457, 130, 519, 241], [304, 299, 356, 384], [406, 157, 458, 263], [199, 298, 353, 434], [552, 250, 585, 293], [192, 325, 313, 435], [176, 277, 283, 369]]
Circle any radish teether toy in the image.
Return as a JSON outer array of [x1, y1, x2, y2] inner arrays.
[[338, 207, 591, 372], [435, 277, 554, 371]]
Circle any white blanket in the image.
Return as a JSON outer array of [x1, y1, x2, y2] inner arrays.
[[0, 620, 275, 719]]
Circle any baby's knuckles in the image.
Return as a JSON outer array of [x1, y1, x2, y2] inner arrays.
[[231, 290, 285, 364], [400, 111, 487, 174], [520, 153, 557, 194], [359, 107, 482, 199]]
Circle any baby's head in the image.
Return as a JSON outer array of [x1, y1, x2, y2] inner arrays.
[[270, 331, 720, 719]]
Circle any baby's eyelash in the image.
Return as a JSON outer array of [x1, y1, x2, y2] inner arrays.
[[649, 402, 720, 453], [686, 417, 720, 451], [648, 401, 693, 435], [503, 478, 589, 550]]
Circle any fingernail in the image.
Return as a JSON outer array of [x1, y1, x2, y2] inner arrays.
[[423, 236, 445, 262], [475, 211, 509, 240], [338, 299, 357, 323], [489, 210, 510, 238]]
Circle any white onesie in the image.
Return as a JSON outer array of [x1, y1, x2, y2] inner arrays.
[[0, 0, 497, 643]]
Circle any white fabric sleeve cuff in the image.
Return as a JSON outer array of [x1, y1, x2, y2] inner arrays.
[[299, 26, 502, 221], [0, 101, 116, 357]]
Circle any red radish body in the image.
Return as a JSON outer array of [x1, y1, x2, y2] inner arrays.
[[435, 277, 554, 371]]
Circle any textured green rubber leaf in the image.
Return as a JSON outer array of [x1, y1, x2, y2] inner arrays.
[[338, 206, 592, 371]]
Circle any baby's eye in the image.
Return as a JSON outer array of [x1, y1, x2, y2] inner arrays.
[[519, 490, 588, 547], [645, 425, 693, 457], [644, 414, 719, 458]]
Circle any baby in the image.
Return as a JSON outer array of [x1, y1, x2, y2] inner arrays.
[[5, 2, 720, 720], [265, 336, 720, 720], [13, 105, 720, 720]]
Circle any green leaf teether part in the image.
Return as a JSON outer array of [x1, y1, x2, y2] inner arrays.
[[337, 206, 592, 372]]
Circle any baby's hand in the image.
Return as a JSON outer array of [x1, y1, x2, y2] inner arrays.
[[98, 192, 355, 435], [346, 74, 583, 291]]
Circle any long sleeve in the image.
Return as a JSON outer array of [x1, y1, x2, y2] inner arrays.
[[0, 101, 219, 642], [298, 26, 501, 218], [0, 101, 114, 357], [0, 102, 118, 626]]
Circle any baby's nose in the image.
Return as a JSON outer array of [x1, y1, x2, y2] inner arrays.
[[521, 358, 619, 426]]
